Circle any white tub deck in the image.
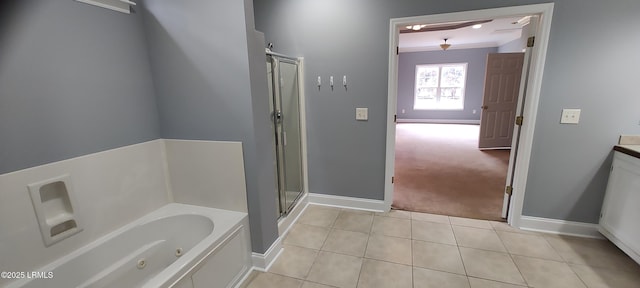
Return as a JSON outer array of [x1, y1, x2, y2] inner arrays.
[[6, 203, 251, 288]]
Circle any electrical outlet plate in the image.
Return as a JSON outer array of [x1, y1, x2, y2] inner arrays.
[[356, 108, 368, 121], [560, 108, 581, 124]]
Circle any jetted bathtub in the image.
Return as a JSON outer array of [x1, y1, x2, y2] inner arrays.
[[6, 203, 251, 288]]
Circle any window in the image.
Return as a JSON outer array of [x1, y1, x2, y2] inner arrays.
[[414, 63, 467, 110]]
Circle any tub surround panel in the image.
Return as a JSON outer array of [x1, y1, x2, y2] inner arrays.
[[191, 220, 252, 288], [164, 139, 249, 213], [0, 140, 170, 284], [0, 139, 252, 287]]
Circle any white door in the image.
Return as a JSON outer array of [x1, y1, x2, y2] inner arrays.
[[479, 53, 525, 149]]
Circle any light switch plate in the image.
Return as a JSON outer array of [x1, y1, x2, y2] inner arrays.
[[560, 108, 581, 124], [356, 108, 368, 121]]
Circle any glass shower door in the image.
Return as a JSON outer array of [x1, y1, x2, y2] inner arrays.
[[268, 55, 304, 217]]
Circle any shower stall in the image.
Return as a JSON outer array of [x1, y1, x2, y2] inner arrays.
[[266, 52, 305, 217]]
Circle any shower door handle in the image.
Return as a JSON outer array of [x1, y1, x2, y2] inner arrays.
[[274, 111, 283, 123]]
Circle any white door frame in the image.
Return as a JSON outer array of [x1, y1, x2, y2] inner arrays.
[[384, 3, 554, 227]]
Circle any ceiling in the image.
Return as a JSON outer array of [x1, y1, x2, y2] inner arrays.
[[399, 16, 527, 53]]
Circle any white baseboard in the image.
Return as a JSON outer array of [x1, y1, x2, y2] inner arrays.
[[252, 194, 309, 273], [251, 236, 283, 271], [233, 268, 258, 288], [396, 119, 480, 125], [518, 216, 604, 239], [308, 193, 386, 212], [252, 193, 385, 271]]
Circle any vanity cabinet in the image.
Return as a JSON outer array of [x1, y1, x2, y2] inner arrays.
[[599, 147, 640, 264]]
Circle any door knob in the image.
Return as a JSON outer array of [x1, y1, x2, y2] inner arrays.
[[481, 105, 488, 110]]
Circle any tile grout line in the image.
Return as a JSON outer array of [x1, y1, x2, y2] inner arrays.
[[449, 219, 472, 288], [410, 214, 414, 288], [300, 209, 340, 283], [279, 207, 636, 288], [494, 225, 573, 263], [541, 234, 591, 288], [494, 223, 530, 287], [567, 264, 590, 288], [353, 210, 375, 288]]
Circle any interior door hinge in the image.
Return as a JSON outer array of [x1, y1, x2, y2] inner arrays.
[[394, 114, 397, 123], [527, 36, 535, 48], [505, 186, 513, 195], [396, 46, 399, 55], [515, 116, 523, 126], [392, 176, 395, 184]]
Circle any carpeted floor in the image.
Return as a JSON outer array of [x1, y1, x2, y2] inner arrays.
[[392, 123, 510, 221]]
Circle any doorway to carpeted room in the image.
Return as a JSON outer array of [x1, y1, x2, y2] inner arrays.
[[392, 123, 510, 221]]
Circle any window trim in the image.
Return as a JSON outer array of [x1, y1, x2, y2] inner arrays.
[[413, 62, 468, 111]]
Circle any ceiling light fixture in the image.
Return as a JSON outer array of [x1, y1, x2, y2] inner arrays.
[[440, 39, 451, 51], [405, 24, 427, 31], [472, 24, 482, 29]]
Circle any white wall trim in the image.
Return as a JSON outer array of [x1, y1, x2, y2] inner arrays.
[[251, 236, 283, 271], [308, 193, 385, 212], [253, 194, 309, 272], [297, 57, 310, 198], [233, 268, 258, 288], [396, 119, 480, 125], [519, 216, 604, 239], [385, 3, 555, 225], [506, 3, 554, 229]]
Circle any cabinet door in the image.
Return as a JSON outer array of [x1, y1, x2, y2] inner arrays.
[[599, 151, 640, 262]]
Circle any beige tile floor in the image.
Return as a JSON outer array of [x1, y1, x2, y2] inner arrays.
[[241, 205, 640, 288]]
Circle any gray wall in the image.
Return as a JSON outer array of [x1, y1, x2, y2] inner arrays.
[[499, 22, 531, 53], [254, 0, 640, 223], [397, 47, 497, 121], [140, 0, 279, 253], [499, 38, 526, 53], [522, 0, 640, 222], [0, 0, 160, 174]]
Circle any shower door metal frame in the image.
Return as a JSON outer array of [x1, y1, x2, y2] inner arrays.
[[268, 54, 306, 217]]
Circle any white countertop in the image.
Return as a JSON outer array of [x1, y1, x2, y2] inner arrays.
[[615, 144, 640, 159], [617, 145, 640, 154]]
